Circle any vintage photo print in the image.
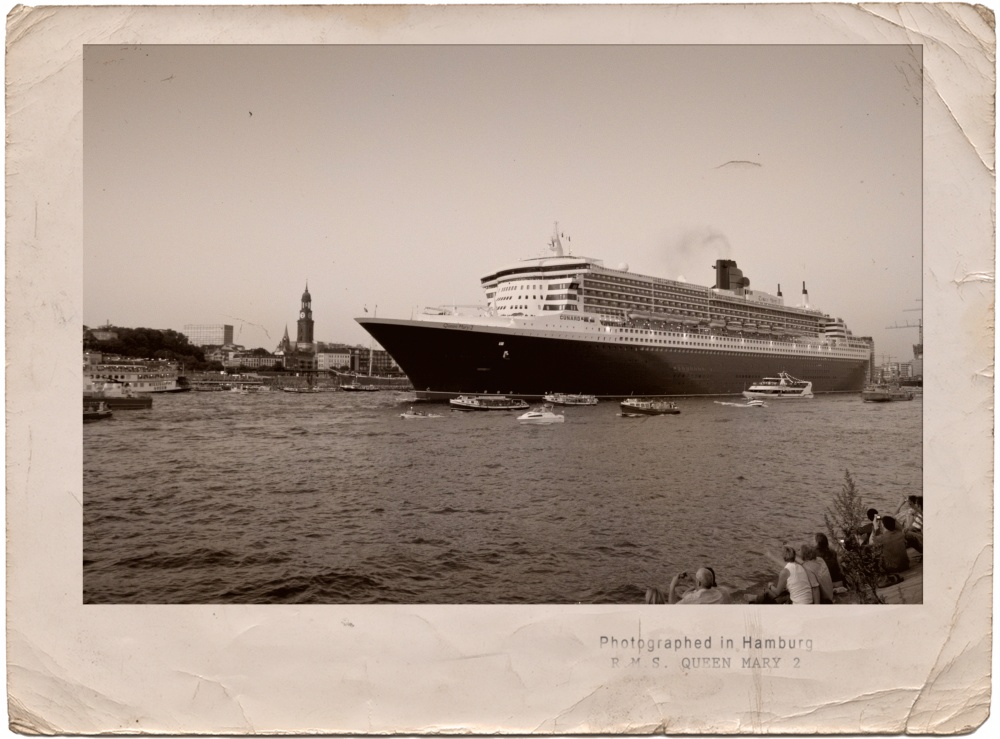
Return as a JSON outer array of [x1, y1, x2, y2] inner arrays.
[[6, 3, 994, 734]]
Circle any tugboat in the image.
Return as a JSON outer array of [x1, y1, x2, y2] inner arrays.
[[83, 401, 113, 423], [862, 383, 915, 402]]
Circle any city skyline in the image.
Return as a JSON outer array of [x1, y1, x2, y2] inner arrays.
[[84, 44, 923, 363]]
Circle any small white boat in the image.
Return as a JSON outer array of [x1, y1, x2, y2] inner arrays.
[[517, 406, 565, 424], [400, 408, 443, 419], [742, 372, 813, 399], [542, 392, 598, 406]]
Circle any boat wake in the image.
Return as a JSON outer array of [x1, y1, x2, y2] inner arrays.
[[715, 401, 768, 408]]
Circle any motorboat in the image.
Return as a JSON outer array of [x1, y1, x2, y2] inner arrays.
[[742, 372, 814, 399], [400, 408, 443, 419], [542, 393, 598, 406], [715, 399, 768, 408], [449, 395, 530, 411], [517, 406, 565, 424], [83, 401, 113, 423], [619, 398, 681, 416]]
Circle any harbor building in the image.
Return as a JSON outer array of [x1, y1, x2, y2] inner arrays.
[[317, 349, 353, 372], [184, 324, 234, 347]]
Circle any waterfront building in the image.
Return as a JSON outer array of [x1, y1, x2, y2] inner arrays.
[[317, 351, 352, 372], [284, 353, 318, 372], [183, 324, 234, 347], [351, 347, 401, 376], [225, 351, 282, 371]]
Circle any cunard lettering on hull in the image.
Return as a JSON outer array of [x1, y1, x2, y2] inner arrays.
[[357, 225, 873, 399]]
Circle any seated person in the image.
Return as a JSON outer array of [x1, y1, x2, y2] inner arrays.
[[800, 544, 834, 604], [667, 567, 733, 604], [814, 532, 845, 587], [751, 546, 817, 604], [872, 515, 910, 575], [900, 495, 923, 553], [856, 508, 879, 546]]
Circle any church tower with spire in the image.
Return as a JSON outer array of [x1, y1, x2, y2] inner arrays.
[[277, 325, 293, 355], [296, 282, 315, 353]]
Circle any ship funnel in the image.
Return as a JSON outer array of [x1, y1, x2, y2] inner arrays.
[[714, 259, 744, 292], [801, 281, 810, 308], [777, 283, 782, 297]]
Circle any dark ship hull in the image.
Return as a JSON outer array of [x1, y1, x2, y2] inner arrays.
[[358, 318, 869, 400]]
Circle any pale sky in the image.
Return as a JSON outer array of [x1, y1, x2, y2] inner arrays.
[[84, 44, 923, 361]]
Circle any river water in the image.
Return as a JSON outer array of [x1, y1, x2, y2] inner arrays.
[[83, 390, 921, 603]]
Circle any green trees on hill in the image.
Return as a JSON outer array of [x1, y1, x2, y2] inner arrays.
[[84, 326, 206, 366]]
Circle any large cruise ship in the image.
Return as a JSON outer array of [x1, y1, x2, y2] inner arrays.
[[357, 228, 874, 400]]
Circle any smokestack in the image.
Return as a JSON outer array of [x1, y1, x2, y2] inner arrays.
[[777, 284, 782, 297]]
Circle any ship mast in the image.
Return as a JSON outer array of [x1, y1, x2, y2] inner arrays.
[[548, 222, 564, 257]]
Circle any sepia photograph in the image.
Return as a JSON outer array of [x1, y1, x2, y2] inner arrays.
[[82, 43, 923, 606], [7, 3, 993, 735]]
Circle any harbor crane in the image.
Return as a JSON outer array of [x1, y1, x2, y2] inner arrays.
[[885, 300, 923, 385]]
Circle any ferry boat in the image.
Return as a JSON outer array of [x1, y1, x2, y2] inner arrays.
[[742, 372, 814, 399], [357, 225, 873, 400], [542, 392, 598, 406], [620, 398, 681, 416], [449, 395, 530, 411], [84, 355, 189, 393]]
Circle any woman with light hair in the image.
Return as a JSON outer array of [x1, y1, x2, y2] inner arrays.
[[752, 545, 817, 604]]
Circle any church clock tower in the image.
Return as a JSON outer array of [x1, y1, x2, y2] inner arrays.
[[296, 282, 315, 352]]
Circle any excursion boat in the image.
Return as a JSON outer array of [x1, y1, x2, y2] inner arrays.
[[400, 408, 443, 419], [517, 406, 565, 424], [357, 225, 873, 400], [619, 398, 681, 416], [742, 372, 814, 399], [861, 383, 915, 402], [82, 380, 153, 410], [449, 395, 530, 411], [83, 401, 113, 423], [84, 355, 189, 393], [542, 392, 598, 406]]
